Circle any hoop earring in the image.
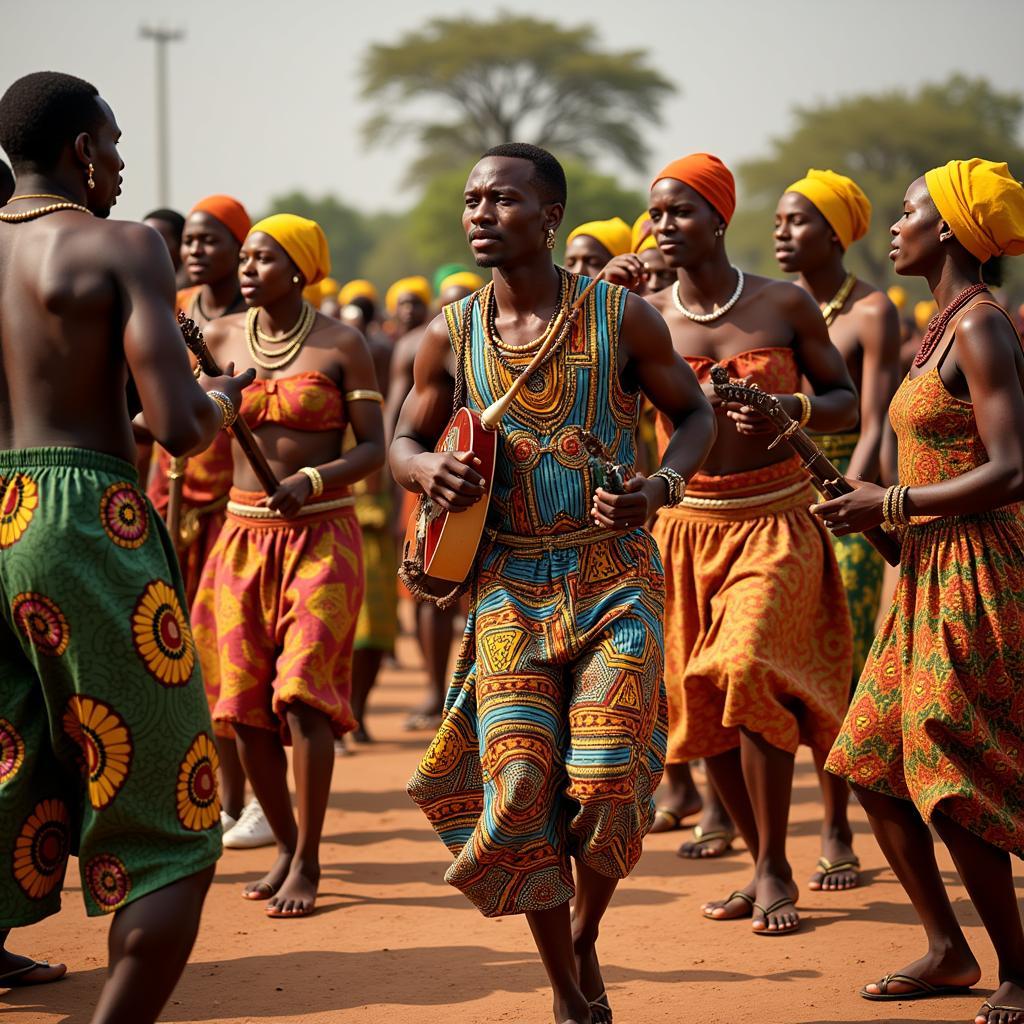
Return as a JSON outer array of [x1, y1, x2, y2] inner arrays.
[[87, 163, 95, 190], [546, 228, 556, 250]]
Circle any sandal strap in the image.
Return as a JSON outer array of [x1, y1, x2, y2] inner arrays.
[[654, 808, 682, 827], [877, 973, 936, 995], [726, 890, 755, 906], [0, 960, 49, 983], [816, 857, 861, 874], [754, 896, 797, 916], [691, 825, 734, 844]]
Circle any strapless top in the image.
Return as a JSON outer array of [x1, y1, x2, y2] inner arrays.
[[685, 346, 800, 394], [239, 371, 346, 432]]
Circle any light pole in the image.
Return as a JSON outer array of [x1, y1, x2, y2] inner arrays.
[[139, 24, 185, 206]]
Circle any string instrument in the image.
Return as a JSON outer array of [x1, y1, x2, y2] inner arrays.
[[177, 312, 280, 497], [400, 272, 606, 603], [709, 364, 900, 567]]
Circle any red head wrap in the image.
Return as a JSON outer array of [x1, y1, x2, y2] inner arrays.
[[188, 194, 251, 245], [651, 154, 736, 225]]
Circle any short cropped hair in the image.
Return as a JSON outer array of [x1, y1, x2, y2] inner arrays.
[[0, 158, 13, 204], [144, 208, 185, 237], [482, 142, 567, 207], [0, 71, 105, 172]]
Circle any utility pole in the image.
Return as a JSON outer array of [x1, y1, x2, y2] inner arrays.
[[139, 24, 185, 206]]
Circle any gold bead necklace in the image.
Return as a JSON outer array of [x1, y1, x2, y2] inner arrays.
[[245, 301, 316, 371], [820, 272, 857, 326], [0, 201, 91, 223]]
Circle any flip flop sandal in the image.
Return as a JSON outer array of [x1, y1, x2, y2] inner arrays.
[[242, 880, 279, 901], [812, 856, 860, 887], [0, 960, 63, 988], [650, 807, 684, 833], [702, 890, 754, 920], [588, 989, 612, 1022], [677, 824, 736, 858], [752, 897, 800, 936], [978, 1001, 1024, 1020], [860, 972, 974, 1001]]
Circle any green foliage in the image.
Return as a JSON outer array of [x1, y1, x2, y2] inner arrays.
[[728, 75, 1024, 300], [360, 13, 674, 179]]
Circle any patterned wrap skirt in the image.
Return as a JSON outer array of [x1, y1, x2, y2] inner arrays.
[[408, 527, 667, 917], [0, 448, 221, 925], [827, 510, 1024, 856], [191, 487, 363, 744], [653, 456, 853, 762]]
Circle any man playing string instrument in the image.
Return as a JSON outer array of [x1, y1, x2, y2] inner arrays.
[[394, 143, 715, 1024]]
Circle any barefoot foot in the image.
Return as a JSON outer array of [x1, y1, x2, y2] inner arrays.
[[266, 860, 320, 918], [243, 850, 292, 901]]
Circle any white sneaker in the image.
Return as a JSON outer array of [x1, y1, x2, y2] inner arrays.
[[220, 810, 238, 833], [222, 800, 275, 849]]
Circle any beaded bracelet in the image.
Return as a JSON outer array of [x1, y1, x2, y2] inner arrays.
[[650, 467, 686, 507], [881, 484, 911, 532], [207, 390, 237, 429], [299, 466, 325, 498], [794, 392, 812, 428]]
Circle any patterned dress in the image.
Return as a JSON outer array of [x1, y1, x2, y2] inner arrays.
[[191, 372, 364, 744], [827, 326, 1024, 856], [654, 348, 852, 762], [408, 274, 667, 917], [815, 432, 885, 688], [0, 448, 221, 926]]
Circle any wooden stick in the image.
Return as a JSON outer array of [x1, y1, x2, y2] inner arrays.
[[177, 313, 280, 496], [480, 271, 604, 430]]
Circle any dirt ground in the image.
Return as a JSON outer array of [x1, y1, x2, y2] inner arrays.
[[3, 632, 1010, 1024]]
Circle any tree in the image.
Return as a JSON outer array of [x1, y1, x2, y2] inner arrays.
[[360, 14, 675, 180], [262, 191, 375, 285], [727, 75, 1024, 299]]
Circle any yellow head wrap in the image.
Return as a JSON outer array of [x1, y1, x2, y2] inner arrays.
[[303, 277, 340, 308], [386, 276, 432, 315], [439, 271, 484, 294], [914, 300, 937, 331], [248, 214, 331, 286], [339, 279, 379, 306], [785, 169, 871, 250], [566, 217, 632, 258], [924, 158, 1024, 263], [631, 212, 657, 253], [886, 285, 907, 310]]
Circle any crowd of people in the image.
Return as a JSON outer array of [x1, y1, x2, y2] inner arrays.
[[2, 68, 1024, 1024]]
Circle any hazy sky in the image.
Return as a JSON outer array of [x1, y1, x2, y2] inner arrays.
[[2, 0, 1021, 222]]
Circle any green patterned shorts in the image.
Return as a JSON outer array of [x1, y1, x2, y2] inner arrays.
[[0, 448, 221, 926]]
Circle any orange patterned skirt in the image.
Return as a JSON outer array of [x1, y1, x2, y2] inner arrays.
[[653, 456, 852, 762], [191, 487, 363, 743]]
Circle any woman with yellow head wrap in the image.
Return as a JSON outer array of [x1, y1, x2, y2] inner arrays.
[[386, 276, 432, 333], [564, 216, 632, 278], [784, 169, 871, 251], [194, 208, 385, 920], [816, 159, 1024, 1013], [339, 279, 380, 307]]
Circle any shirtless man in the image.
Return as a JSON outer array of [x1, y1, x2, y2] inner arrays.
[[775, 169, 901, 892], [0, 71, 250, 1020]]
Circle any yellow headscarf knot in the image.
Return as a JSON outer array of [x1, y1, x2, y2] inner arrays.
[[248, 214, 331, 286], [439, 271, 485, 294], [886, 286, 907, 310], [924, 158, 1024, 263], [386, 276, 432, 315], [785, 169, 871, 250], [566, 217, 632, 258], [339, 279, 379, 306], [631, 212, 657, 253]]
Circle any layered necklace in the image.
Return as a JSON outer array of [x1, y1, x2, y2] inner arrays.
[[820, 272, 857, 326], [672, 267, 745, 322], [0, 193, 91, 222], [913, 282, 989, 367], [245, 300, 316, 371], [483, 268, 574, 394]]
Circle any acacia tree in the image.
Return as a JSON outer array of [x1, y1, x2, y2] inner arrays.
[[360, 14, 675, 179], [729, 75, 1024, 293]]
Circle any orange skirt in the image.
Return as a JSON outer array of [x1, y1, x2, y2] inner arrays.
[[653, 457, 852, 761]]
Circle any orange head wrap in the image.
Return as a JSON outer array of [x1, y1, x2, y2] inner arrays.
[[651, 153, 736, 225], [188, 194, 250, 245]]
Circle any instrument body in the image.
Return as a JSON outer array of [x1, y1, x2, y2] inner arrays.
[[177, 313, 280, 496], [710, 364, 900, 566], [403, 407, 497, 584]]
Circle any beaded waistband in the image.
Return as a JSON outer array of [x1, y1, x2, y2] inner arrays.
[[227, 495, 355, 520], [660, 478, 814, 522]]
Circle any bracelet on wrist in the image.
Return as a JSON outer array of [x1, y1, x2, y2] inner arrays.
[[298, 465, 324, 498], [207, 390, 237, 429], [793, 392, 812, 428], [650, 467, 685, 507]]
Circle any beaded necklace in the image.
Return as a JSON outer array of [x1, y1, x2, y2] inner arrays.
[[912, 283, 989, 367], [820, 272, 857, 327], [245, 301, 317, 371], [0, 198, 91, 222], [672, 267, 744, 323]]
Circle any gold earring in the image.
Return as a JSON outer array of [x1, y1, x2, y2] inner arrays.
[[292, 275, 301, 284], [714, 225, 724, 238], [87, 163, 95, 190], [546, 228, 556, 250]]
